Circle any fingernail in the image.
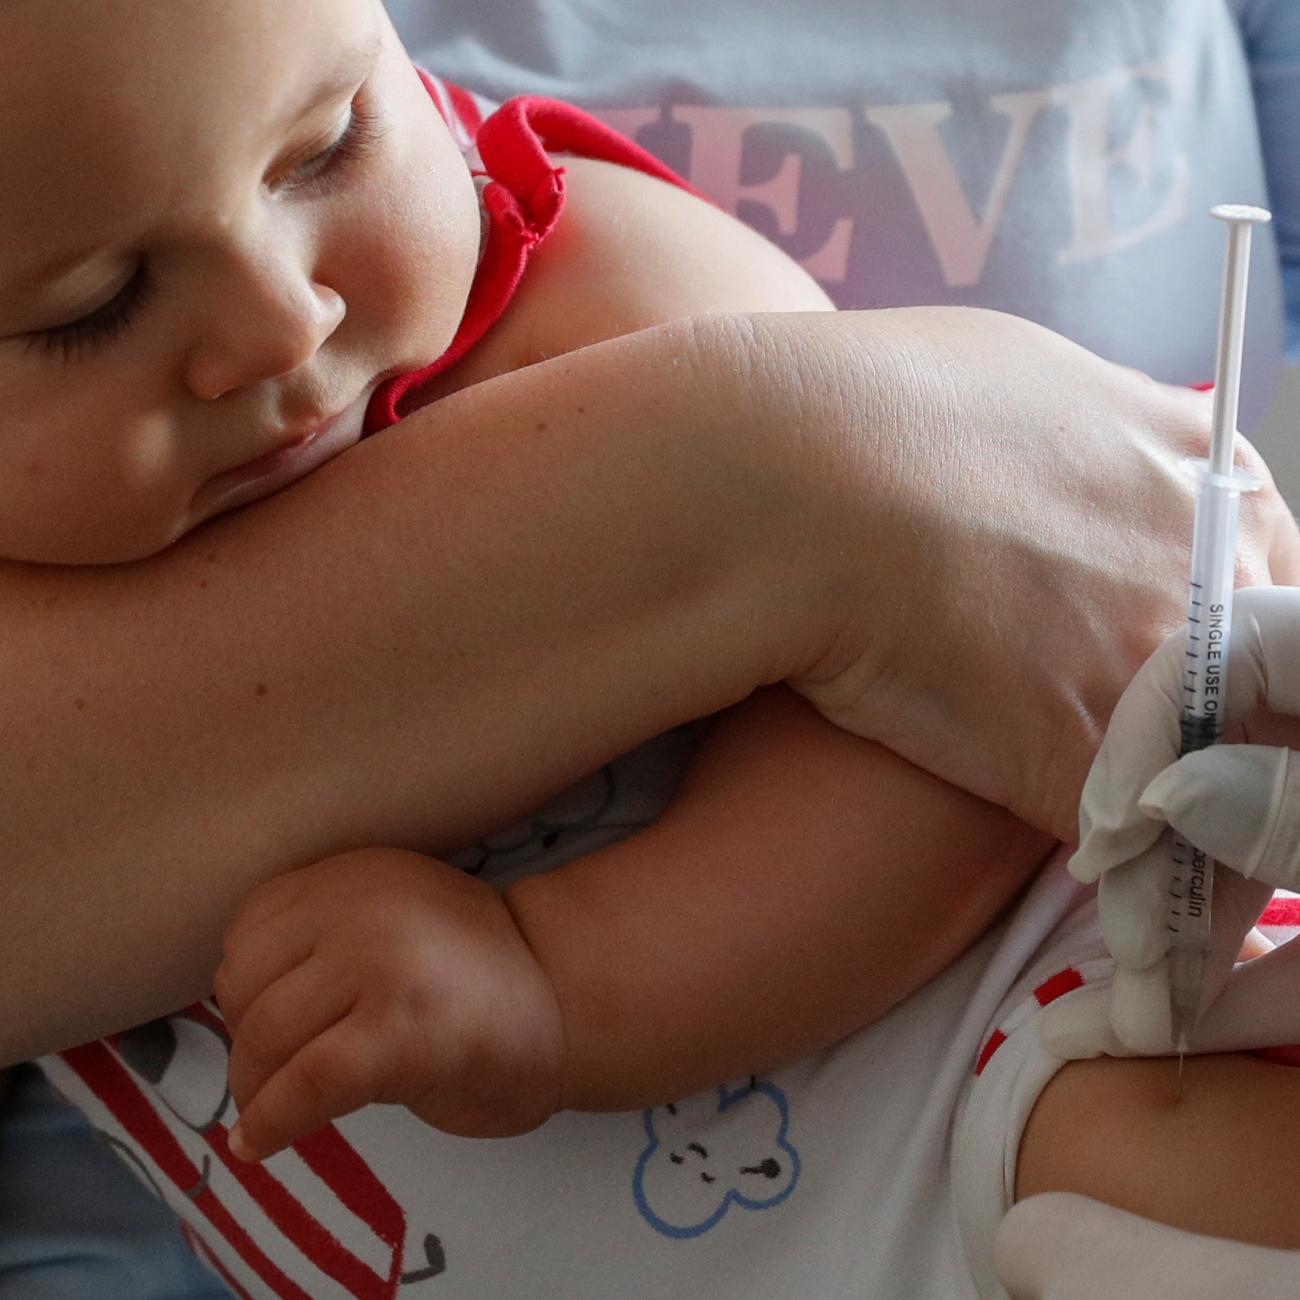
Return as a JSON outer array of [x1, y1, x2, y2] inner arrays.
[[227, 1124, 256, 1163]]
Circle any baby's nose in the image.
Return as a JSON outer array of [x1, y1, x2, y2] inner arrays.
[[185, 265, 346, 402]]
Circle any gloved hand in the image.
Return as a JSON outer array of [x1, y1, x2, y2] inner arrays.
[[1043, 584, 1300, 1058], [995, 1193, 1300, 1300]]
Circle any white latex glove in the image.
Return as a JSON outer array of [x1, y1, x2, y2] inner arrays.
[[1046, 584, 1300, 1057], [995, 1193, 1300, 1300]]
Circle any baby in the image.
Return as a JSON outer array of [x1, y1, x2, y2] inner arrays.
[[4, 0, 1047, 1170], [8, 1, 1300, 1297]]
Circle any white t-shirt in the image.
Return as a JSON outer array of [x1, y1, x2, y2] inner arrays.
[[387, 0, 1299, 428]]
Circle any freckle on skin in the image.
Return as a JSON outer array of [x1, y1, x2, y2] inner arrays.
[[73, 698, 86, 712], [576, 405, 586, 414], [205, 552, 218, 563], [254, 683, 268, 698], [199, 579, 209, 590], [535, 421, 548, 432]]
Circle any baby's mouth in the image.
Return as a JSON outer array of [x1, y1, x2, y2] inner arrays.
[[193, 396, 370, 521], [230, 412, 348, 480]]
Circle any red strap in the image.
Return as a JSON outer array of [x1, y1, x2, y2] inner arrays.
[[365, 90, 699, 432]]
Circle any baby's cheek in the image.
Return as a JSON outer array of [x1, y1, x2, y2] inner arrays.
[[0, 396, 192, 563], [369, 98, 480, 353]]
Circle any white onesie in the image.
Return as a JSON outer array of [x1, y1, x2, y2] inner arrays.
[[41, 718, 1115, 1300]]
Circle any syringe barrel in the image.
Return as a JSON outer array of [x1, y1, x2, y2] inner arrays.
[[1167, 465, 1250, 1026], [1181, 469, 1243, 741]]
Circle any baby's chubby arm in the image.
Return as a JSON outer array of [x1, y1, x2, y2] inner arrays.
[[216, 688, 1051, 1158], [506, 687, 1055, 1110]]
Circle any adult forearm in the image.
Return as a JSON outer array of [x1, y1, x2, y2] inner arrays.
[[8, 305, 1295, 1059], [0, 315, 841, 1062]]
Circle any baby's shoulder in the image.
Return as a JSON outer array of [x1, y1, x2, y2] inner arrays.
[[428, 151, 828, 400], [506, 154, 829, 362]]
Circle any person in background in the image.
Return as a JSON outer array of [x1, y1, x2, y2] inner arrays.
[[386, 0, 1298, 416]]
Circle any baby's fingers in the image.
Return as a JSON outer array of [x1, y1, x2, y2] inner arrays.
[[216, 921, 316, 1036], [228, 1015, 387, 1163], [226, 957, 354, 1117]]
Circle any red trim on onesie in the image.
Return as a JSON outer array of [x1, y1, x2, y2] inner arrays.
[[1032, 968, 1085, 1006], [974, 960, 1111, 1076], [365, 76, 704, 433], [1254, 896, 1300, 1064], [1259, 896, 1300, 927], [443, 79, 485, 136], [972, 918, 1300, 1074], [974, 1030, 1007, 1077]]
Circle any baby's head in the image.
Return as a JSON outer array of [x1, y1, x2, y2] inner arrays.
[[0, 0, 480, 563]]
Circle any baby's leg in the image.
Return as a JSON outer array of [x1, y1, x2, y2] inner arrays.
[[1017, 1051, 1300, 1248]]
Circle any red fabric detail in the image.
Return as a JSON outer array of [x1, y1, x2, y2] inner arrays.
[[1260, 897, 1300, 927], [1253, 1044, 1300, 1067], [478, 95, 706, 206], [365, 88, 699, 433], [291, 1125, 406, 1269], [1191, 381, 1215, 391], [1034, 967, 1084, 1006], [196, 1125, 397, 1298], [974, 1029, 1006, 1077], [172, 1004, 405, 1296], [72, 1004, 405, 1298], [62, 1040, 316, 1300], [444, 79, 484, 135]]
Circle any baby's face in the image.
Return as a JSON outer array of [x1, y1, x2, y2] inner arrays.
[[0, 0, 480, 563]]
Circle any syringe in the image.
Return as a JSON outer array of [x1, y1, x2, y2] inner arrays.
[[1166, 203, 1270, 1060]]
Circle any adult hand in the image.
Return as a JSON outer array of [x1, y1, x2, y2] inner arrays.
[[1038, 585, 1300, 1057], [995, 1192, 1300, 1300], [763, 308, 1300, 842]]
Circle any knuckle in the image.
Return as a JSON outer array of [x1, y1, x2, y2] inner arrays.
[[1232, 430, 1270, 479], [284, 1053, 337, 1117], [300, 1031, 370, 1106], [237, 989, 299, 1061]]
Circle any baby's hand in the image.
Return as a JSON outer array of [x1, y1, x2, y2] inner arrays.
[[214, 848, 566, 1161]]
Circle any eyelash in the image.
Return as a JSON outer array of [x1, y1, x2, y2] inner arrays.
[[29, 92, 382, 363], [288, 92, 383, 190]]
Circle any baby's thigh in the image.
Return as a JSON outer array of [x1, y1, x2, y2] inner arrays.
[[1017, 1052, 1300, 1248]]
